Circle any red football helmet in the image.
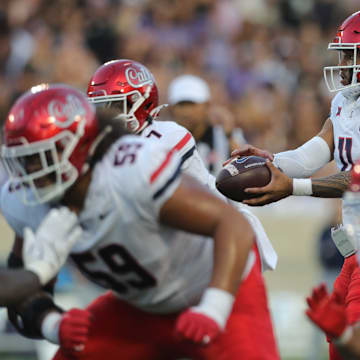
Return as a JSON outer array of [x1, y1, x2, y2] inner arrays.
[[324, 11, 360, 96], [1, 84, 99, 205], [87, 59, 164, 134]]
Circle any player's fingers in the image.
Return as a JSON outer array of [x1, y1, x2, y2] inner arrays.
[[244, 178, 276, 194], [313, 283, 328, 302], [305, 309, 317, 324], [223, 156, 237, 167], [244, 186, 268, 194], [231, 145, 252, 157], [230, 145, 274, 161], [243, 195, 275, 206], [312, 287, 323, 303], [258, 149, 274, 161], [182, 321, 197, 340], [266, 160, 282, 175], [318, 283, 328, 299], [306, 296, 315, 310]]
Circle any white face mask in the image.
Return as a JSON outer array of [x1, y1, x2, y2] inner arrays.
[[1, 129, 81, 206], [324, 43, 360, 99]]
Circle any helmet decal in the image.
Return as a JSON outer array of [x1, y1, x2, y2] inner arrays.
[[125, 66, 153, 88], [48, 94, 86, 128], [87, 59, 163, 134]]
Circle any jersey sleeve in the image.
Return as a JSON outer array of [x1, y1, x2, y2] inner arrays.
[[108, 136, 183, 220], [156, 122, 214, 185], [0, 182, 50, 237]]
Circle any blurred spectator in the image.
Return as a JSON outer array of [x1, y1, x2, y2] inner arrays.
[[167, 74, 245, 174], [0, 0, 357, 149], [1, 1, 360, 359]]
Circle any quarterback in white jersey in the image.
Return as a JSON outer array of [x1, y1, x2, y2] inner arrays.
[[227, 10, 360, 360], [1, 84, 280, 360]]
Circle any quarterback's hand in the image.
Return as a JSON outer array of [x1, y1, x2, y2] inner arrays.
[[59, 308, 92, 357], [242, 161, 293, 206], [23, 207, 83, 285], [223, 144, 274, 166], [175, 309, 221, 344], [306, 284, 348, 340]]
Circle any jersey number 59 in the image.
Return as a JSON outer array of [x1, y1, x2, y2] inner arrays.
[[71, 244, 157, 294]]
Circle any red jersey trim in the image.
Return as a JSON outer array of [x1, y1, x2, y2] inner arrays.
[[150, 133, 192, 184]]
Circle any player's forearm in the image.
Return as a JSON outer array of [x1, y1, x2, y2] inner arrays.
[[335, 325, 360, 359], [311, 171, 351, 198], [0, 269, 41, 307], [335, 343, 360, 359], [273, 136, 331, 178], [210, 211, 254, 295]]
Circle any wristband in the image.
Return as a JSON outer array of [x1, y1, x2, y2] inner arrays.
[[292, 178, 313, 196], [12, 293, 63, 339], [192, 287, 235, 330], [41, 311, 62, 344]]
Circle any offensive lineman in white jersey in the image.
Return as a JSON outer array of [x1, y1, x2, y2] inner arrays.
[[226, 11, 360, 360], [87, 59, 279, 359], [1, 84, 264, 360]]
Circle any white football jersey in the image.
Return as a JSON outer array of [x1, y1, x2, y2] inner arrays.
[[330, 92, 360, 232], [142, 120, 277, 271], [0, 161, 8, 190], [0, 121, 276, 314], [330, 92, 360, 172], [1, 136, 215, 313]]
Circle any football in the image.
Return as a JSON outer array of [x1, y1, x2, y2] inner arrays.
[[216, 156, 271, 202]]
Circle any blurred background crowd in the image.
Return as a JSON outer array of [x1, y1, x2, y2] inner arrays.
[[0, 0, 359, 359], [0, 0, 359, 152]]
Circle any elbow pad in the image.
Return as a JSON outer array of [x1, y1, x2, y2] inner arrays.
[[273, 136, 331, 178]]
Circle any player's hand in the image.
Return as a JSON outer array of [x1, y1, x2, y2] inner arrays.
[[175, 309, 221, 345], [59, 308, 92, 357], [306, 284, 347, 339], [306, 283, 328, 311], [242, 161, 292, 206], [23, 207, 83, 285], [175, 288, 234, 345], [223, 144, 274, 166]]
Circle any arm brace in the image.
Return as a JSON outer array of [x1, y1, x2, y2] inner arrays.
[[273, 136, 331, 178]]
